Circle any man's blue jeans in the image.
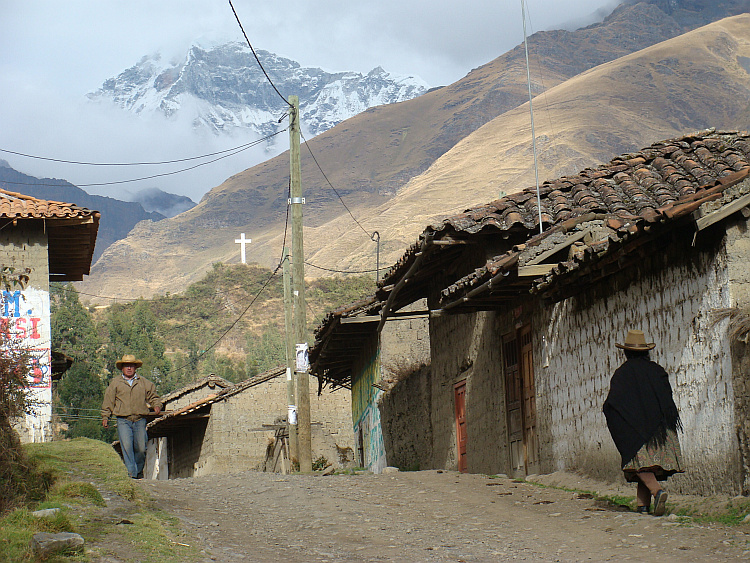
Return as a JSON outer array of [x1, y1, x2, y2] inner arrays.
[[116, 417, 147, 478]]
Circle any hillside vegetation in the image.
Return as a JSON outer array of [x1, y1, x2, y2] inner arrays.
[[53, 263, 373, 439]]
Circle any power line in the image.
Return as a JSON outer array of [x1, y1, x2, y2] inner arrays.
[[304, 260, 380, 274], [0, 139, 273, 167], [0, 129, 287, 188], [163, 263, 283, 376], [228, 0, 291, 108], [300, 130, 374, 240]]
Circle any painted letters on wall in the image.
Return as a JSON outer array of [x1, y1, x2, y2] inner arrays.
[[3, 288, 52, 442]]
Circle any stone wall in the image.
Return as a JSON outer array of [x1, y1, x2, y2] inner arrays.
[[534, 231, 740, 494], [3, 222, 52, 444]]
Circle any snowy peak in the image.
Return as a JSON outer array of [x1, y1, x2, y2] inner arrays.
[[88, 42, 428, 137]]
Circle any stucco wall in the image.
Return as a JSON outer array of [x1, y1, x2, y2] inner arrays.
[[351, 335, 387, 472], [725, 218, 750, 494], [535, 236, 739, 494], [3, 222, 52, 444]]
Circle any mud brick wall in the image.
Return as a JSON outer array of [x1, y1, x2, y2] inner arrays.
[[379, 363, 433, 471], [726, 218, 750, 494], [207, 374, 353, 474], [534, 234, 741, 495], [4, 222, 52, 444], [427, 310, 511, 475], [168, 418, 210, 478]]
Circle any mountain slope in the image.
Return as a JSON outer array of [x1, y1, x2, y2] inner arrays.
[[80, 3, 750, 299], [300, 13, 750, 273], [0, 163, 165, 262]]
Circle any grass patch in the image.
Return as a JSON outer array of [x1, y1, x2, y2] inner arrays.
[[674, 497, 750, 525], [1, 437, 200, 562], [0, 507, 80, 563], [116, 510, 200, 562]]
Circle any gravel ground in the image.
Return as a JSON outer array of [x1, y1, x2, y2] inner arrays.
[[142, 470, 750, 562]]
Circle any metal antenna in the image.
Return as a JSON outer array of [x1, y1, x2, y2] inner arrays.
[[522, 0, 544, 236]]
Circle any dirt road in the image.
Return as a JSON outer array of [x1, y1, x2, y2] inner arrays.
[[142, 469, 750, 562]]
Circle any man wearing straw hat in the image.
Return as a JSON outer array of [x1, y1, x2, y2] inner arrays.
[[101, 354, 162, 479], [603, 330, 684, 516]]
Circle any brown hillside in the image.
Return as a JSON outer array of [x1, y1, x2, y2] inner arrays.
[[80, 6, 750, 300], [299, 14, 750, 274]]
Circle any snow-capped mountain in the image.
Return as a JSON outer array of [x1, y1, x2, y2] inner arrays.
[[88, 42, 428, 138]]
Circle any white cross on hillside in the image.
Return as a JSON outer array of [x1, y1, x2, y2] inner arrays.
[[235, 233, 251, 264]]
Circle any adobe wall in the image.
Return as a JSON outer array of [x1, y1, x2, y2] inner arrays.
[[725, 216, 750, 494], [168, 418, 211, 478], [427, 310, 511, 475], [535, 232, 740, 495], [3, 222, 53, 444], [378, 363, 432, 471], [207, 374, 353, 474]]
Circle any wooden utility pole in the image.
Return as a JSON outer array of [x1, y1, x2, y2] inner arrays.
[[289, 95, 312, 473], [282, 246, 298, 465]]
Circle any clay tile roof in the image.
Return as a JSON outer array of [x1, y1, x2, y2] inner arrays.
[[381, 129, 750, 288], [0, 188, 100, 281]]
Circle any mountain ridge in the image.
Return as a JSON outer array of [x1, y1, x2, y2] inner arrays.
[[79, 2, 750, 300], [88, 42, 428, 139]]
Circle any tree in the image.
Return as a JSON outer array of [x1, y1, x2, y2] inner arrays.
[[50, 284, 111, 440], [104, 299, 172, 387]]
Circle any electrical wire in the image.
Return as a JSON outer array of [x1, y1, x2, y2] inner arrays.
[[162, 263, 283, 376], [0, 128, 287, 188], [228, 0, 291, 108], [300, 130, 374, 240], [304, 260, 380, 274], [0, 139, 273, 167]]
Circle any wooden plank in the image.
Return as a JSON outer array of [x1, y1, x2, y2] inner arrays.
[[524, 229, 590, 265], [517, 264, 555, 278], [694, 192, 750, 231]]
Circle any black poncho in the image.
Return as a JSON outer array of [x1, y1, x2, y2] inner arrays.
[[603, 357, 682, 468]]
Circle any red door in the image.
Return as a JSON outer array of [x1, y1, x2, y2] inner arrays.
[[454, 380, 468, 473]]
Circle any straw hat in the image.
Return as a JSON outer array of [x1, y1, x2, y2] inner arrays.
[[115, 354, 143, 370], [615, 330, 655, 351]]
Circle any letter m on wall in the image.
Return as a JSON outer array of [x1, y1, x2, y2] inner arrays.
[[3, 290, 22, 318]]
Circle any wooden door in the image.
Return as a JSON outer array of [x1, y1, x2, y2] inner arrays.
[[503, 334, 525, 476], [519, 326, 539, 474], [503, 325, 538, 476], [454, 380, 468, 473]]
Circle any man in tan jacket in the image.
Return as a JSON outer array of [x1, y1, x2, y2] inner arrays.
[[101, 354, 162, 479]]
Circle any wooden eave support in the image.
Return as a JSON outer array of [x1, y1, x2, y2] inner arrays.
[[376, 233, 435, 333], [693, 191, 750, 231]]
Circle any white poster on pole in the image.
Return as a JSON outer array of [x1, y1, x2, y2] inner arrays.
[[296, 343, 309, 372]]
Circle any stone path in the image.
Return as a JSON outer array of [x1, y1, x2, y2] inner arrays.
[[143, 470, 750, 562]]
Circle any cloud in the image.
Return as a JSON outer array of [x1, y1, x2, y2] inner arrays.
[[0, 0, 618, 200]]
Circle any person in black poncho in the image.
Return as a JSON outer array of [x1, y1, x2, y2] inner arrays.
[[603, 329, 684, 516]]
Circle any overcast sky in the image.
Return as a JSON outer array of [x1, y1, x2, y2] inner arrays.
[[0, 0, 619, 202]]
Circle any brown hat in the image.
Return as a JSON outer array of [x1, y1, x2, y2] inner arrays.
[[116, 354, 143, 370], [616, 330, 655, 351]]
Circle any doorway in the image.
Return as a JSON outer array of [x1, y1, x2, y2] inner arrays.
[[454, 380, 468, 473], [503, 325, 539, 476]]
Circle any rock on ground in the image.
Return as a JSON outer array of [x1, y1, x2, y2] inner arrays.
[[30, 532, 85, 557]]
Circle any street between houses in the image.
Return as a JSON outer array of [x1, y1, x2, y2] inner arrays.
[[141, 470, 750, 562]]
